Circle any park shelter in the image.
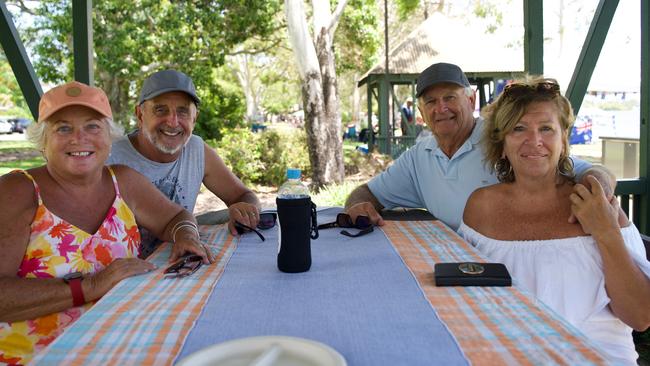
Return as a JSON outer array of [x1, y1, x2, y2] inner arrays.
[[358, 12, 524, 159], [1, 0, 650, 234]]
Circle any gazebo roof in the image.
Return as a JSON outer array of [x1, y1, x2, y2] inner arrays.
[[359, 13, 524, 85]]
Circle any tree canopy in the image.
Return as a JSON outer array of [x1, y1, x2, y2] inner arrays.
[[23, 0, 282, 139]]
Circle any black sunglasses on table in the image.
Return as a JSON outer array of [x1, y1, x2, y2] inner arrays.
[[164, 254, 203, 279], [234, 212, 277, 242], [317, 213, 374, 238]]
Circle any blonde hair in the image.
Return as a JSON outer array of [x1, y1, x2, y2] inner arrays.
[[27, 117, 124, 151], [480, 75, 575, 183]]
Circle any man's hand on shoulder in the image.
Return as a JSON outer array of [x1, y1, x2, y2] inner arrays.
[[228, 202, 260, 235], [569, 165, 617, 223], [580, 166, 616, 198]]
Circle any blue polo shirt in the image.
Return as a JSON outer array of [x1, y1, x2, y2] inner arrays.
[[368, 118, 590, 230]]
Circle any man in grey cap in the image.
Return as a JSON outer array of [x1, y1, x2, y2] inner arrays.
[[343, 62, 615, 230], [108, 69, 260, 258]]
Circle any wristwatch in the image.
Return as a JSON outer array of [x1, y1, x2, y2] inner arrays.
[[63, 271, 86, 307]]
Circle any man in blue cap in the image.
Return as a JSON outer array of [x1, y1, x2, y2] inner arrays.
[[108, 69, 260, 258], [343, 62, 616, 230]]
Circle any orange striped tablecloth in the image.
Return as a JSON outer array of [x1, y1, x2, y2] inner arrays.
[[30, 225, 236, 366], [383, 220, 607, 365]]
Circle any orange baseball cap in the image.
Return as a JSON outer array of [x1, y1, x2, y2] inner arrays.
[[38, 81, 112, 123]]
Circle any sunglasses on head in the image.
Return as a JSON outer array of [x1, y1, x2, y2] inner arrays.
[[164, 254, 203, 279], [317, 213, 374, 238], [502, 79, 560, 99], [234, 212, 277, 242]]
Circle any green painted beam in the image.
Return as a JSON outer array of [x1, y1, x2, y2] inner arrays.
[[72, 0, 93, 85], [367, 85, 374, 152], [0, 1, 42, 120], [639, 0, 650, 234], [565, 0, 618, 115], [616, 179, 647, 196], [379, 78, 390, 155], [523, 0, 544, 75]]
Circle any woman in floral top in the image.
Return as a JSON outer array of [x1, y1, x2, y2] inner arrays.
[[0, 82, 214, 365]]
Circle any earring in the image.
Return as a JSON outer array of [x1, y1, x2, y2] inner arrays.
[[495, 157, 513, 182]]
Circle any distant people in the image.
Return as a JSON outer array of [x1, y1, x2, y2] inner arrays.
[[343, 123, 357, 140], [358, 128, 370, 143], [0, 81, 213, 364], [461, 76, 650, 364], [400, 96, 414, 136], [107, 70, 261, 258], [414, 109, 425, 138], [344, 62, 615, 230]]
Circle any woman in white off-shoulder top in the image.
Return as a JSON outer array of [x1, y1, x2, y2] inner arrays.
[[459, 76, 650, 365]]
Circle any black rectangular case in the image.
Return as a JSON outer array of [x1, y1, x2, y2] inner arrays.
[[434, 262, 512, 287]]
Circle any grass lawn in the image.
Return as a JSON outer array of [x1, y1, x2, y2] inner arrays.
[[0, 140, 37, 152], [0, 156, 45, 175], [0, 140, 43, 175]]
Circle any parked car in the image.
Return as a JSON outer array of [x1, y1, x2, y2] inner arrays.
[[9, 117, 32, 134], [0, 119, 12, 134]]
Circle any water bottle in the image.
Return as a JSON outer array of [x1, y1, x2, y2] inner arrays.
[[276, 168, 318, 273], [277, 168, 310, 199]]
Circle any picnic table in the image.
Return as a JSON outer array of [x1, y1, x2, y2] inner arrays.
[[31, 207, 606, 365]]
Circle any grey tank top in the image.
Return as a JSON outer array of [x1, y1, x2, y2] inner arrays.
[[107, 131, 205, 212], [107, 132, 205, 258]]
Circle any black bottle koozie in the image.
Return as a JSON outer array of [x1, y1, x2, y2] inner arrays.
[[276, 197, 318, 273]]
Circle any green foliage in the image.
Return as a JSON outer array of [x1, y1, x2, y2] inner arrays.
[[334, 0, 381, 73], [193, 68, 247, 140], [24, 0, 281, 135], [395, 0, 420, 20], [472, 1, 503, 33], [212, 127, 310, 187], [311, 180, 359, 207], [211, 128, 264, 184], [258, 48, 302, 115], [256, 128, 311, 187], [0, 52, 31, 117]]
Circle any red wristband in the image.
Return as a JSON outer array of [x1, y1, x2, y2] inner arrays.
[[63, 272, 86, 307]]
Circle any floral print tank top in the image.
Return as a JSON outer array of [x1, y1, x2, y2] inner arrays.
[[0, 167, 140, 365]]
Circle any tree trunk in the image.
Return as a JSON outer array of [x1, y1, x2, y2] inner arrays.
[[231, 53, 260, 123], [285, 0, 345, 189], [301, 39, 344, 188], [98, 72, 131, 128]]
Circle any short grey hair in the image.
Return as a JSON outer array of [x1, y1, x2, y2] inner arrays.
[[27, 117, 124, 151]]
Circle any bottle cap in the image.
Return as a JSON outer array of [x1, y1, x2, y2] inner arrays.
[[286, 168, 301, 180]]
